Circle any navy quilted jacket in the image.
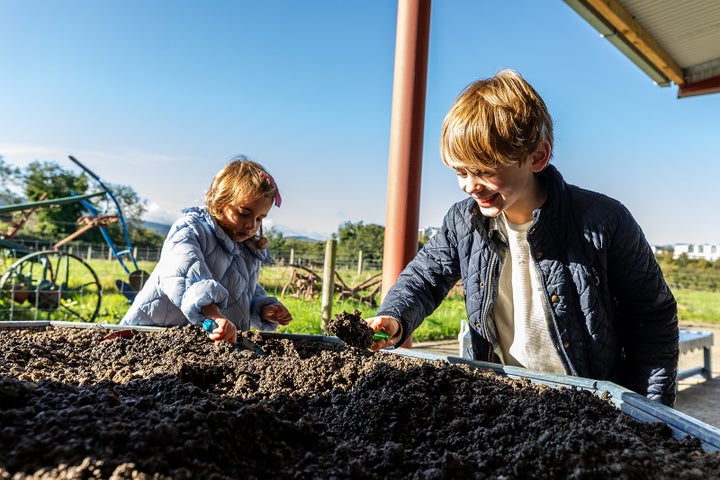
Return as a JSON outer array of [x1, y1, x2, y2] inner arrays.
[[378, 165, 679, 406]]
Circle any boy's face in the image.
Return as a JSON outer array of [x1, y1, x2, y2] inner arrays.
[[217, 195, 274, 242], [455, 157, 545, 224]]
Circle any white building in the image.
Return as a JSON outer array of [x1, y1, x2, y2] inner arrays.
[[672, 243, 720, 261], [419, 226, 440, 239]]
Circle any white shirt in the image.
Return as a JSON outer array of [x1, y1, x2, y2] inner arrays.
[[493, 214, 565, 374]]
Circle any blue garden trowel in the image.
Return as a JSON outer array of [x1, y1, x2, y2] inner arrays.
[[202, 318, 268, 357]]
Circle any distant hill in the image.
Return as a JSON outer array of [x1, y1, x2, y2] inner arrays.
[[142, 221, 172, 236], [285, 235, 322, 243]]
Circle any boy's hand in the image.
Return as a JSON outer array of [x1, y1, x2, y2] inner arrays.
[[365, 315, 402, 351], [262, 304, 293, 325], [206, 316, 237, 344]]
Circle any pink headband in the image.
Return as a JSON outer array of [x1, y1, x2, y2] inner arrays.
[[259, 171, 282, 207]]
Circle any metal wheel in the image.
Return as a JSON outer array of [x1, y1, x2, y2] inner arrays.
[[0, 250, 102, 322]]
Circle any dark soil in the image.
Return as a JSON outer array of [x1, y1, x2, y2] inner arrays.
[[1, 325, 719, 479], [326, 309, 374, 349]]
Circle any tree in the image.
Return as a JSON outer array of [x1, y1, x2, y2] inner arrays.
[[9, 158, 163, 247], [0, 155, 24, 205], [265, 226, 286, 252], [90, 181, 159, 246], [283, 236, 325, 259], [25, 160, 90, 239], [127, 225, 165, 247], [337, 221, 385, 262]]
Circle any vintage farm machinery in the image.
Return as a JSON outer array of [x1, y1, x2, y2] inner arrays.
[[0, 156, 148, 322], [281, 263, 382, 307]]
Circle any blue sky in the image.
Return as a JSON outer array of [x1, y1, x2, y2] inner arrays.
[[1, 0, 719, 246]]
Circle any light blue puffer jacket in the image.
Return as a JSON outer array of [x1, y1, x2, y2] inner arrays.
[[120, 207, 280, 331], [378, 165, 679, 406]]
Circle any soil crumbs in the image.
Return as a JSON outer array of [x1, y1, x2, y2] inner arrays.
[[1, 325, 718, 480], [326, 309, 374, 349]]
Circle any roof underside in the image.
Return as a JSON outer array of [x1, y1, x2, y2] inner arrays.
[[564, 0, 720, 97]]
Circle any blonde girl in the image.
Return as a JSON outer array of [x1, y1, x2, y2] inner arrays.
[[121, 155, 292, 343]]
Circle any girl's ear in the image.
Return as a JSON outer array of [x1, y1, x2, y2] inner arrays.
[[529, 141, 551, 173]]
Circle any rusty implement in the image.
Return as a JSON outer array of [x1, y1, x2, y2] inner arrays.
[[100, 329, 138, 342]]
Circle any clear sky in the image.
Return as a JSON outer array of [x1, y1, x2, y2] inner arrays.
[[1, 0, 719, 246]]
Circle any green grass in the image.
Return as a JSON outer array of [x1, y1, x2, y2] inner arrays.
[[90, 258, 158, 323], [259, 265, 467, 340], [673, 288, 720, 326], [4, 256, 717, 337]]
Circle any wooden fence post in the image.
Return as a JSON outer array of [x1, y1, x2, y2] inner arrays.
[[357, 250, 363, 275], [321, 239, 337, 331]]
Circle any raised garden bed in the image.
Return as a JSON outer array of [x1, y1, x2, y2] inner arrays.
[[1, 322, 719, 479]]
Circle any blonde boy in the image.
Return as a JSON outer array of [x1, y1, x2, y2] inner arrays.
[[367, 69, 679, 406]]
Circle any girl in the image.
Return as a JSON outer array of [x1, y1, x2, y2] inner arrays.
[[121, 156, 292, 344]]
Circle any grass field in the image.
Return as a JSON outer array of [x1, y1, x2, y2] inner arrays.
[[92, 262, 467, 341], [3, 257, 718, 340]]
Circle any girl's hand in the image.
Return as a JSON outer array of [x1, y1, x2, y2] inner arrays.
[[365, 315, 402, 352], [262, 304, 293, 325], [206, 316, 237, 344]]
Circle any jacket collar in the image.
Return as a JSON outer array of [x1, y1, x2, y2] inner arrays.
[[532, 164, 567, 224]]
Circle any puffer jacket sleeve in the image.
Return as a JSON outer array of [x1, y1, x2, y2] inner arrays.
[[157, 220, 230, 326], [607, 204, 678, 406], [377, 205, 464, 345]]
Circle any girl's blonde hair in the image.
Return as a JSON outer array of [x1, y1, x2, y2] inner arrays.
[[440, 69, 553, 172], [205, 155, 280, 249]]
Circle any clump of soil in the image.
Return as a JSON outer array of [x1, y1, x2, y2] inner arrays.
[[326, 309, 373, 348], [1, 324, 719, 479]]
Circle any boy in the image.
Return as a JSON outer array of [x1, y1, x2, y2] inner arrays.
[[367, 69, 679, 406]]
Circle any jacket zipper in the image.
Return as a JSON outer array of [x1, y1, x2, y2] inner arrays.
[[480, 252, 499, 362]]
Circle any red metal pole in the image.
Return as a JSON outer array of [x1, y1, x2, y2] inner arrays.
[[382, 0, 431, 347]]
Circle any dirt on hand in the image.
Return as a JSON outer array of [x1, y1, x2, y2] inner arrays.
[[1, 324, 719, 479], [326, 309, 374, 349]]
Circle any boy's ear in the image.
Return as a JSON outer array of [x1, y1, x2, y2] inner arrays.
[[529, 141, 551, 173]]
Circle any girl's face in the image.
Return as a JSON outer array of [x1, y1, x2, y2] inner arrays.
[[217, 195, 274, 242], [455, 158, 545, 224]]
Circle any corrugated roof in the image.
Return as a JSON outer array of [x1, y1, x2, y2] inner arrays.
[[564, 0, 720, 97]]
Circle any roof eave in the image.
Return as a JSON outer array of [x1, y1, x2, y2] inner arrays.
[[678, 75, 720, 98], [563, 0, 676, 88]]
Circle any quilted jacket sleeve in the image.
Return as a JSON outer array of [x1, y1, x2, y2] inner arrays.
[[377, 206, 465, 345], [606, 204, 679, 406], [157, 221, 230, 325]]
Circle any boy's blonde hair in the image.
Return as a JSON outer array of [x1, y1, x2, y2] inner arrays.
[[205, 156, 279, 249], [440, 69, 553, 172]]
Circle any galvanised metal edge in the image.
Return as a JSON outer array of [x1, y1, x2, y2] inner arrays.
[[599, 384, 720, 453], [0, 321, 165, 333]]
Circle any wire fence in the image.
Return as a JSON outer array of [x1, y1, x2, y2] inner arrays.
[[5, 238, 384, 272]]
